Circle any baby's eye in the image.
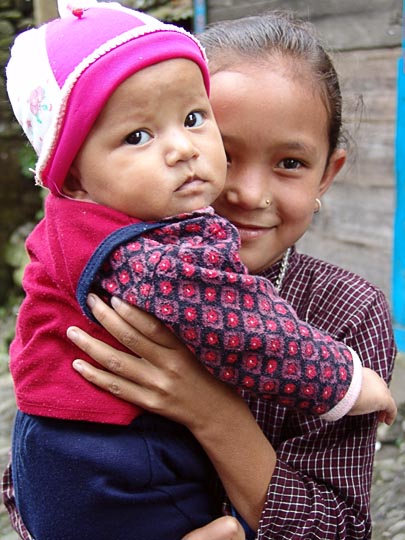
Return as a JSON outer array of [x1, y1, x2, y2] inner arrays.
[[125, 130, 152, 146], [184, 111, 204, 128], [278, 158, 302, 170]]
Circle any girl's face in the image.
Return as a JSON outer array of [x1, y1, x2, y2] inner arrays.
[[210, 59, 346, 273]]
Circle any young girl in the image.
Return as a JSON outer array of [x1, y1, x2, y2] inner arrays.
[[2, 7, 394, 540], [61, 11, 396, 540]]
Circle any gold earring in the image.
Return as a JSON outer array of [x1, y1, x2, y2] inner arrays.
[[265, 199, 270, 206], [314, 198, 322, 213]]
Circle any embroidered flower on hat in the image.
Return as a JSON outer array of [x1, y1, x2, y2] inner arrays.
[[29, 87, 52, 125]]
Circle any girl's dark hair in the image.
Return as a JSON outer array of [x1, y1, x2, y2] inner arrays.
[[199, 11, 344, 155]]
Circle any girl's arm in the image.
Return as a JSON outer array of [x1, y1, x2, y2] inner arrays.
[[69, 294, 276, 529], [69, 295, 397, 538]]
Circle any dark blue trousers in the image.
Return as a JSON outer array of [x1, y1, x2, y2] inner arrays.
[[12, 411, 219, 540]]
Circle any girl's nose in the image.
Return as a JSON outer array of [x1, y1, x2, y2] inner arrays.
[[165, 132, 199, 166], [223, 168, 271, 210]]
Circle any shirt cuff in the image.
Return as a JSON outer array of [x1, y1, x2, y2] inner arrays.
[[320, 346, 363, 422]]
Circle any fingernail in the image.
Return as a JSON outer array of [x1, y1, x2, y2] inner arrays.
[[72, 360, 84, 373], [111, 296, 121, 309], [87, 294, 96, 308], [67, 327, 78, 342]]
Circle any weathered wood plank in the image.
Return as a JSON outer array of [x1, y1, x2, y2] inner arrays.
[[299, 47, 399, 298], [207, 0, 402, 50]]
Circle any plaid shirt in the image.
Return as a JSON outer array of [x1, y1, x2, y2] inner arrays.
[[1, 460, 31, 540], [2, 247, 396, 539], [247, 247, 395, 539]]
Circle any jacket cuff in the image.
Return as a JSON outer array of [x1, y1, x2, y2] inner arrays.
[[320, 346, 362, 422]]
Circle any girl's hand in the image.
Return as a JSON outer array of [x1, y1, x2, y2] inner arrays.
[[182, 517, 246, 540], [68, 295, 240, 431]]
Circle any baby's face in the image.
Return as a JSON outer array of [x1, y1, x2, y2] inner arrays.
[[70, 58, 227, 220]]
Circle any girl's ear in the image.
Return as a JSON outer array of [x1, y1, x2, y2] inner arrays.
[[62, 166, 91, 200], [318, 148, 347, 197]]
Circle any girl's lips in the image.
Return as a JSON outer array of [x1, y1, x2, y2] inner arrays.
[[231, 221, 273, 241]]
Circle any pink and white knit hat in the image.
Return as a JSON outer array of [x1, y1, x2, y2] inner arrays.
[[6, 0, 210, 194]]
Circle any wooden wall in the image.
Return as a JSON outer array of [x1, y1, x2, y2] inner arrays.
[[207, 1, 402, 50], [206, 0, 402, 301]]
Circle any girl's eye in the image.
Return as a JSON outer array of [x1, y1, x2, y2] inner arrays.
[[278, 158, 302, 170], [125, 130, 152, 146], [184, 111, 204, 128]]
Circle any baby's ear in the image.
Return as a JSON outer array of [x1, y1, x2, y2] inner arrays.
[[62, 167, 89, 199]]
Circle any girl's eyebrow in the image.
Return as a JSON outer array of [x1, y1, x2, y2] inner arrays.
[[221, 133, 317, 155], [281, 141, 317, 153]]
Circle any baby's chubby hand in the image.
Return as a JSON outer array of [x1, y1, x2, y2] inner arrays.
[[348, 367, 397, 425]]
